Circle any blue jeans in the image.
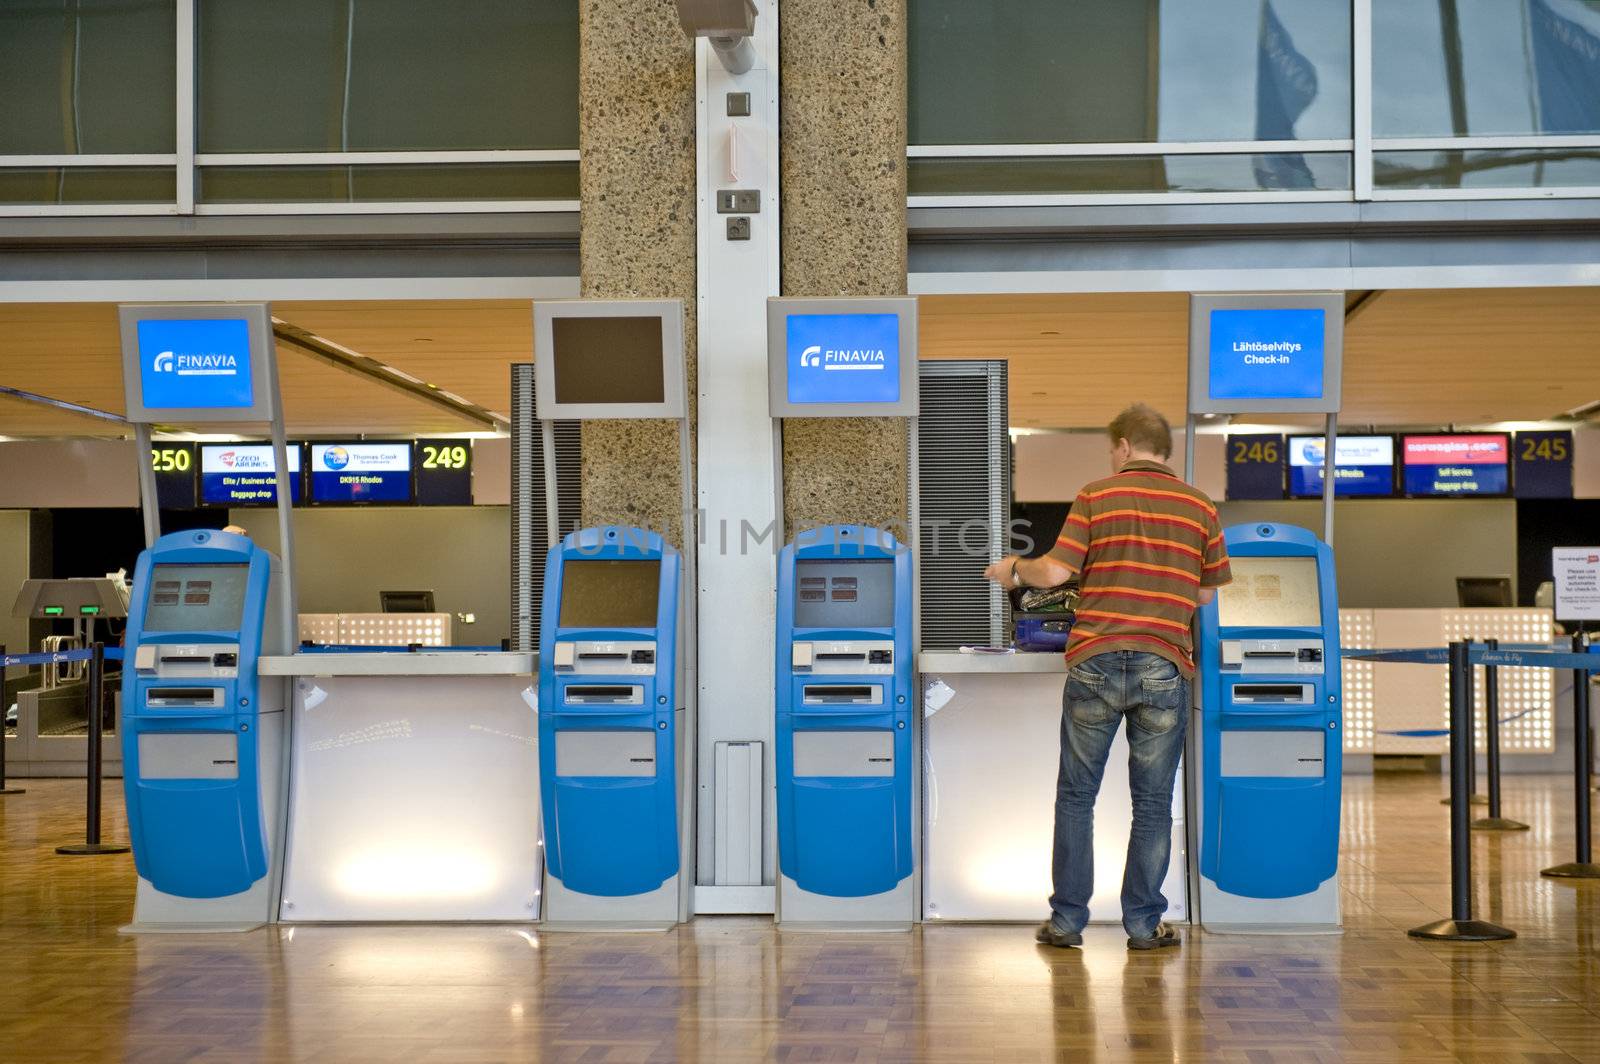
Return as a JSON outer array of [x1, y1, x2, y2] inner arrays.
[[1050, 650, 1189, 938]]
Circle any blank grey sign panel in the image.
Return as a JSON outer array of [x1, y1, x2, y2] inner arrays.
[[551, 317, 666, 404]]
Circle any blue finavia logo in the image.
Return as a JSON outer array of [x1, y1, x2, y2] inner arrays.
[[151, 349, 241, 377]]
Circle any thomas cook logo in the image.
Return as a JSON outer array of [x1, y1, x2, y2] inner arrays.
[[798, 344, 885, 372], [323, 446, 351, 470]]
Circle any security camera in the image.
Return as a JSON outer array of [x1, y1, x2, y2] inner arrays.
[[676, 0, 759, 74]]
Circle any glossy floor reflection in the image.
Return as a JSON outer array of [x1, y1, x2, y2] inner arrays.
[[2, 773, 1596, 1062]]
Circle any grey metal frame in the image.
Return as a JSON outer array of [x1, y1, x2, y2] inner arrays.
[[1186, 292, 1345, 416], [531, 299, 688, 421], [118, 302, 278, 424], [766, 296, 920, 418]]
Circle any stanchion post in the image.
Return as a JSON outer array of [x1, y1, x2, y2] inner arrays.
[[0, 645, 24, 795], [1440, 639, 1488, 807], [1409, 641, 1515, 941], [55, 643, 129, 856], [1475, 638, 1528, 832], [1543, 633, 1600, 879]]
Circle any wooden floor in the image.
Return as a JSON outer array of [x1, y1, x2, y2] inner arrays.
[[1, 775, 1597, 1063]]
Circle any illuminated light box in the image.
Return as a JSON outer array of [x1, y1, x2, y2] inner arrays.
[[200, 443, 303, 506], [311, 442, 414, 504], [1188, 293, 1344, 415], [767, 296, 919, 417], [1287, 435, 1394, 498], [1402, 434, 1509, 497]]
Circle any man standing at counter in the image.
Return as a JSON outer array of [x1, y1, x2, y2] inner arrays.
[[984, 403, 1230, 950]]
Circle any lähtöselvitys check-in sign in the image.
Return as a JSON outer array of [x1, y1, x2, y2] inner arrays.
[[118, 303, 278, 423], [768, 297, 918, 417], [1188, 293, 1343, 415]]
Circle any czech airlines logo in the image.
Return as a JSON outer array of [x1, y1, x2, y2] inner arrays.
[[151, 350, 240, 377], [798, 344, 886, 372]]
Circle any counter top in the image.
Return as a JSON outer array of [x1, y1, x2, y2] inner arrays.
[[259, 651, 536, 678], [918, 650, 1066, 675]]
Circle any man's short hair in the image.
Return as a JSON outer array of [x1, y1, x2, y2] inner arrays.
[[1107, 403, 1173, 459]]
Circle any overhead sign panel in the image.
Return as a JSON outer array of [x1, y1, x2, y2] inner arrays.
[[311, 442, 413, 504], [1402, 434, 1509, 496], [1188, 293, 1343, 415], [1288, 435, 1394, 497], [118, 303, 277, 423], [532, 299, 686, 420], [200, 443, 303, 506], [768, 297, 918, 417]]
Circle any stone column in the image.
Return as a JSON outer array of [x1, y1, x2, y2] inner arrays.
[[576, 0, 697, 536], [779, 0, 909, 536]]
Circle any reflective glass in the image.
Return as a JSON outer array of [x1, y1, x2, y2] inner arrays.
[[0, 168, 175, 204], [1374, 0, 1600, 136], [1375, 148, 1600, 188], [909, 0, 1351, 144], [0, 0, 176, 154], [199, 0, 579, 152], [908, 153, 1352, 195], [198, 163, 579, 203]]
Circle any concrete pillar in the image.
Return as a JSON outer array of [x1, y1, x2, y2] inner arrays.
[[779, 0, 910, 535], [576, 0, 697, 536]]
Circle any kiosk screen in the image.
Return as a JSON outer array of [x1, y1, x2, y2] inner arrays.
[[552, 317, 666, 404], [559, 559, 661, 629], [1217, 557, 1321, 629], [794, 559, 894, 630], [144, 564, 250, 632]]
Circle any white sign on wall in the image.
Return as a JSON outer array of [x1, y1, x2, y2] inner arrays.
[[1553, 547, 1600, 621]]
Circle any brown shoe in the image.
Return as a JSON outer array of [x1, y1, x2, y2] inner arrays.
[[1127, 921, 1180, 950], [1035, 921, 1083, 948]]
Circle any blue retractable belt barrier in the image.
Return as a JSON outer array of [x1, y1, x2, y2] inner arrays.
[[2, 647, 124, 668]]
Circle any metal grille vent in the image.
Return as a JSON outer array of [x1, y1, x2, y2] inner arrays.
[[914, 360, 1010, 650], [511, 363, 582, 652]]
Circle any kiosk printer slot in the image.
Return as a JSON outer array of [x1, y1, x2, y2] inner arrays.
[[538, 526, 685, 926], [122, 529, 289, 930], [776, 525, 913, 926], [1196, 522, 1342, 932]]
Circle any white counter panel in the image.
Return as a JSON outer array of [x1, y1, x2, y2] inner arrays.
[[921, 667, 1188, 925], [279, 674, 541, 922], [261, 652, 534, 677]]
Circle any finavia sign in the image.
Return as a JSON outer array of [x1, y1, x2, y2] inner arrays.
[[137, 318, 255, 409], [786, 313, 900, 404]]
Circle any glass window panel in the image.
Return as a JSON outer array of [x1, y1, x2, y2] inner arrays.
[[0, 168, 175, 204], [1375, 148, 1600, 189], [198, 163, 579, 203], [0, 0, 175, 154], [908, 153, 1352, 196], [198, 0, 579, 152], [1374, 0, 1600, 136], [909, 0, 1351, 144]]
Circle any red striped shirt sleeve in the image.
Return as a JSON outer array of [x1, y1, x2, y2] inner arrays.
[[1200, 512, 1232, 588], [1047, 491, 1091, 575]]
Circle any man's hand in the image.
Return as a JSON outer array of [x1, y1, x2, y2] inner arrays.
[[984, 555, 1021, 586]]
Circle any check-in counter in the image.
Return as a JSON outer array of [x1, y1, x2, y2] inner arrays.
[[919, 651, 1188, 924], [258, 651, 541, 922]]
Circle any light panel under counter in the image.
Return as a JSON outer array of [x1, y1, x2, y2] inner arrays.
[[260, 651, 535, 677]]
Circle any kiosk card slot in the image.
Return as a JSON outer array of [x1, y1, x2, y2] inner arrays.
[[562, 684, 645, 706], [1230, 683, 1314, 704], [145, 686, 225, 709], [802, 684, 882, 706]]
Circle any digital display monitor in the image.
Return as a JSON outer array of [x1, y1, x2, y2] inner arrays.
[[1217, 556, 1321, 629], [135, 318, 255, 409], [793, 559, 895, 630], [311, 442, 413, 504], [1287, 435, 1395, 497], [551, 317, 666, 405], [785, 313, 902, 406], [1402, 434, 1509, 496], [1207, 308, 1326, 401], [558, 559, 662, 629], [143, 563, 250, 632], [200, 444, 303, 506], [415, 439, 473, 505]]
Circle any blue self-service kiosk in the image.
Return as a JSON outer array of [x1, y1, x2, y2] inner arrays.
[[122, 529, 289, 930], [776, 525, 914, 926], [538, 526, 685, 927], [1196, 522, 1342, 932]]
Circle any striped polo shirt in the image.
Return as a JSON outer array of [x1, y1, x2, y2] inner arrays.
[[1046, 460, 1231, 678]]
